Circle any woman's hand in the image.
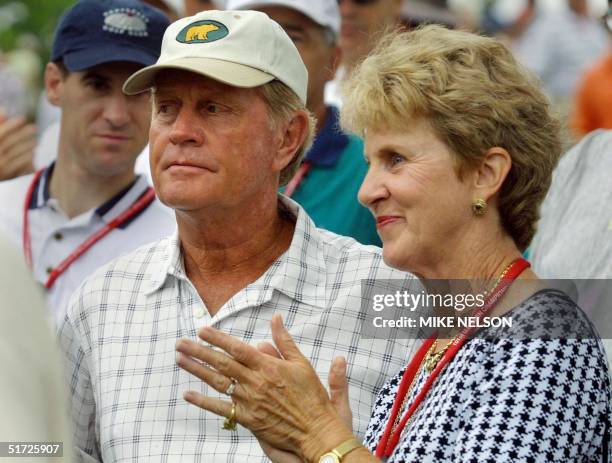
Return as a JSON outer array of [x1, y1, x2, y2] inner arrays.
[[258, 439, 302, 463], [176, 314, 355, 461], [255, 342, 353, 463], [256, 338, 354, 431]]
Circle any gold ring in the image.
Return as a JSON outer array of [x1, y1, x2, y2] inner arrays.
[[222, 402, 237, 431]]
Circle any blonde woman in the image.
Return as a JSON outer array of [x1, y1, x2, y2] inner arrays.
[[176, 26, 611, 462]]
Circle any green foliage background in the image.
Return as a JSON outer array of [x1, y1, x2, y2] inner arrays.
[[0, 0, 76, 61]]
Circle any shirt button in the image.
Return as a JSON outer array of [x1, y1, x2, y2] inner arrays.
[[46, 267, 53, 275], [194, 308, 205, 319], [53, 232, 63, 241]]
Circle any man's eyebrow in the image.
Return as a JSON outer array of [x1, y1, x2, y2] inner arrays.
[[152, 88, 174, 98], [80, 70, 109, 82]]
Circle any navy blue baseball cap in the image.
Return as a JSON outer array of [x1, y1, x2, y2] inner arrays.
[[51, 0, 170, 72]]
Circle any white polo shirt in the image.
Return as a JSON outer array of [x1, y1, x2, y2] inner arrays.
[[0, 164, 176, 324]]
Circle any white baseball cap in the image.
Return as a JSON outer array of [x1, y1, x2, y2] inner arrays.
[[226, 0, 340, 38], [123, 9, 308, 103]]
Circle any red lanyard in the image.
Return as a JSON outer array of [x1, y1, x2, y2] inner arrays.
[[375, 258, 531, 458], [23, 168, 156, 289], [284, 161, 311, 197]]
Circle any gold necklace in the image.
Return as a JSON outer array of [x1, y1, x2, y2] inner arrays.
[[390, 341, 436, 435], [481, 260, 516, 298], [424, 259, 518, 373], [423, 338, 455, 372]]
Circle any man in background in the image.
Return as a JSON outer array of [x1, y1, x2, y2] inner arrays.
[[326, 0, 402, 106], [228, 0, 380, 245], [0, 0, 174, 324], [185, 0, 221, 14]]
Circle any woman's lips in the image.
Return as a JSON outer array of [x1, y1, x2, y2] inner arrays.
[[376, 216, 403, 228]]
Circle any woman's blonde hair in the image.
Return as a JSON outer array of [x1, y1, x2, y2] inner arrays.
[[341, 25, 562, 251]]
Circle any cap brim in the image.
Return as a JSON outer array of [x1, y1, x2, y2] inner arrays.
[[63, 45, 157, 72], [123, 57, 276, 95]]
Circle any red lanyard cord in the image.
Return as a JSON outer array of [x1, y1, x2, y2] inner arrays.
[[375, 258, 531, 458], [284, 161, 311, 197], [23, 169, 156, 289], [22, 168, 44, 270]]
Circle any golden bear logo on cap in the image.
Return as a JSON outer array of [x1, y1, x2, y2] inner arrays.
[[177, 20, 228, 44]]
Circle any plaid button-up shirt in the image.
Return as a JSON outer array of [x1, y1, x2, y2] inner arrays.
[[59, 197, 418, 462]]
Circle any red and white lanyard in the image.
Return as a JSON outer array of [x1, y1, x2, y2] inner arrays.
[[23, 168, 156, 289], [284, 161, 311, 197], [375, 258, 531, 458]]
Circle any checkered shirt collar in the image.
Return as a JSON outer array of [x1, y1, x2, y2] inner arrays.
[[144, 195, 328, 306]]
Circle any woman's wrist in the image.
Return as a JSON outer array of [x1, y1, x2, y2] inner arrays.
[[299, 413, 357, 462]]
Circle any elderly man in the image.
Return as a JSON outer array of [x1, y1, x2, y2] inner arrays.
[[0, 0, 174, 324], [326, 0, 402, 106], [59, 9, 416, 462], [227, 0, 379, 245]]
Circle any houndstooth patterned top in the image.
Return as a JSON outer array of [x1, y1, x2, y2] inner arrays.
[[364, 290, 611, 462]]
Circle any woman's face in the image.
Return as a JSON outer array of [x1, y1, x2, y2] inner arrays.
[[358, 119, 475, 273]]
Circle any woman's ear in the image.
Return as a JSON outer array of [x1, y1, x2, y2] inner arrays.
[[472, 147, 512, 201]]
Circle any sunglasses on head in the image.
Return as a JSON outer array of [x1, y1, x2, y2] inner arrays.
[[337, 0, 380, 5]]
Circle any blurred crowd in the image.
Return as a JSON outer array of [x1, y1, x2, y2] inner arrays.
[[1, 0, 611, 177]]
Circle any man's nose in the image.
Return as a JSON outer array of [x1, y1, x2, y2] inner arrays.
[[168, 108, 204, 145], [103, 93, 131, 128]]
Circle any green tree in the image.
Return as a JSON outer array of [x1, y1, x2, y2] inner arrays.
[[0, 0, 76, 61]]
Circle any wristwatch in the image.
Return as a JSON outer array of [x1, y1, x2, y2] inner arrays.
[[318, 438, 362, 463]]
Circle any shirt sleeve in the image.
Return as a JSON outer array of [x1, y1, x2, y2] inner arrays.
[[58, 300, 102, 463]]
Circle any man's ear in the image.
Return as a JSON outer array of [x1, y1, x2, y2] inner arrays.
[[273, 110, 310, 173], [45, 62, 65, 107], [471, 147, 512, 202]]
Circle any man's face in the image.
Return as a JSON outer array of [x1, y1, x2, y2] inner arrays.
[[149, 70, 285, 213], [338, 0, 401, 67], [256, 6, 338, 111], [46, 62, 150, 177]]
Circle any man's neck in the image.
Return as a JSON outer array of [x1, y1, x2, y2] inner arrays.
[[49, 155, 137, 219], [177, 195, 296, 315], [312, 101, 330, 134]]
